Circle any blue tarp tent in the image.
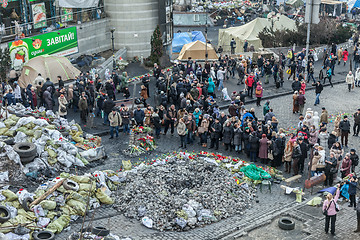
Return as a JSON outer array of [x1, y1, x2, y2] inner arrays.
[[172, 31, 205, 53]]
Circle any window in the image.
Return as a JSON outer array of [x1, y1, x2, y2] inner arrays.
[[194, 14, 200, 22]]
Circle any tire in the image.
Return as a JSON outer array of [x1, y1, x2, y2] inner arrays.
[[13, 142, 37, 158], [91, 226, 110, 236], [278, 217, 295, 230], [63, 179, 79, 191], [20, 155, 36, 164], [33, 231, 55, 240], [21, 196, 33, 212], [0, 206, 10, 223]]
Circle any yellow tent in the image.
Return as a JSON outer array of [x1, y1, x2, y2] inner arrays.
[[18, 55, 81, 88], [178, 40, 218, 60], [218, 15, 297, 53]]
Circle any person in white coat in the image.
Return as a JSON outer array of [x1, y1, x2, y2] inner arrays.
[[355, 68, 360, 87], [313, 111, 320, 129], [346, 71, 355, 92]]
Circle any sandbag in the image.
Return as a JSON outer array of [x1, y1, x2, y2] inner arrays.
[[66, 199, 86, 216], [4, 119, 17, 128], [4, 130, 15, 137], [46, 215, 70, 233], [0, 128, 8, 135], [40, 200, 57, 210], [79, 183, 96, 192], [2, 190, 18, 201], [122, 160, 132, 171], [60, 205, 77, 216], [95, 189, 114, 204], [70, 175, 90, 183]]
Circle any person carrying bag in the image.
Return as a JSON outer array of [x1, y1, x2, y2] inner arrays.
[[322, 185, 340, 235]]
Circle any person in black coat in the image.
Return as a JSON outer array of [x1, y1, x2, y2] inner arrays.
[[324, 152, 338, 186], [133, 105, 145, 126], [222, 121, 234, 151], [249, 132, 259, 162], [209, 118, 222, 150], [151, 109, 162, 138], [57, 76, 64, 89], [298, 137, 308, 173], [103, 98, 115, 125], [339, 115, 351, 147], [292, 78, 301, 92], [242, 127, 251, 157]]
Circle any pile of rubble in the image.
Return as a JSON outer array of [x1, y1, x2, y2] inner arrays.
[[0, 112, 105, 180], [115, 152, 256, 231], [0, 171, 117, 238]]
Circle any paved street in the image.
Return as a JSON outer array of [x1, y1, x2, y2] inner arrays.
[[58, 69, 360, 239]]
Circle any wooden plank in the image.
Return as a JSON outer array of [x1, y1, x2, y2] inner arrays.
[[285, 174, 302, 183]]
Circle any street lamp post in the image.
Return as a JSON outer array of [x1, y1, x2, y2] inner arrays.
[[110, 28, 116, 70], [205, 8, 208, 62]]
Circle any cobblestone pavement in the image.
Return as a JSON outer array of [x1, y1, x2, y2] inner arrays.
[[57, 82, 360, 239]]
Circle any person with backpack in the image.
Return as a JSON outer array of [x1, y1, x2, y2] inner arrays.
[[322, 185, 340, 235]]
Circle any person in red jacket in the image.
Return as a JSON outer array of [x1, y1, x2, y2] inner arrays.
[[245, 72, 255, 98]]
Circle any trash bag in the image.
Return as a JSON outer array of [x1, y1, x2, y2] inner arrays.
[[5, 204, 17, 219], [187, 217, 197, 226], [138, 206, 146, 217], [40, 200, 57, 210], [182, 204, 196, 218], [95, 189, 114, 204], [122, 160, 132, 171], [2, 189, 18, 201], [141, 216, 153, 228], [37, 217, 51, 228], [239, 164, 271, 180], [175, 217, 187, 229], [197, 209, 216, 222], [33, 205, 45, 218], [46, 214, 70, 233]]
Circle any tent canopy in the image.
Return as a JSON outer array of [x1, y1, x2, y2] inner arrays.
[[19, 55, 80, 88], [178, 40, 218, 60], [172, 31, 206, 53], [218, 15, 297, 53]]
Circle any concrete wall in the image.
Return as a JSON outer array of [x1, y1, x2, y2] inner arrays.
[[74, 18, 111, 57], [104, 0, 159, 58]]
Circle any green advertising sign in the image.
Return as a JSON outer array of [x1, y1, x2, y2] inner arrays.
[[9, 27, 78, 69]]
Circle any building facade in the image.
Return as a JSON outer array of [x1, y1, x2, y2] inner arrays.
[[105, 0, 173, 58]]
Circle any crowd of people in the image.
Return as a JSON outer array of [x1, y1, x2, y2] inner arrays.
[[1, 41, 360, 236]]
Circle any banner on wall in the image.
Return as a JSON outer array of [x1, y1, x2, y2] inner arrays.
[[61, 8, 73, 22], [32, 2, 47, 29], [59, 0, 99, 8], [0, 0, 18, 8], [8, 27, 78, 69]]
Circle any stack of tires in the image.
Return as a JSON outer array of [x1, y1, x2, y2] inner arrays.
[[13, 142, 37, 164]]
